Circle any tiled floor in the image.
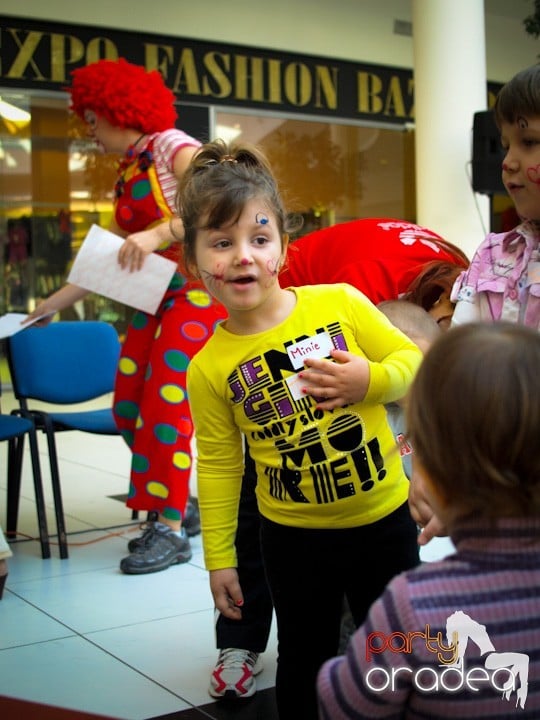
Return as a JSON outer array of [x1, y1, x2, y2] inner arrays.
[[0, 389, 455, 719]]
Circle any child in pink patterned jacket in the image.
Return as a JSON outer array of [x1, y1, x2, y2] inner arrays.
[[451, 64, 540, 330]]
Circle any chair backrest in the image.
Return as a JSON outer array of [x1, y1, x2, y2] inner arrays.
[[7, 321, 120, 405]]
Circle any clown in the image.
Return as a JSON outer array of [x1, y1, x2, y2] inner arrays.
[[26, 58, 227, 575]]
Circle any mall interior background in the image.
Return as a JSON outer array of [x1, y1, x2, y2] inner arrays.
[[0, 1, 537, 370]]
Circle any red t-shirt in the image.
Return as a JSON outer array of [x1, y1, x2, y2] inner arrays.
[[279, 218, 467, 304]]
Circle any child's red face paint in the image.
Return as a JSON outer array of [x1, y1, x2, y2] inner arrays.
[[526, 164, 540, 185], [191, 198, 288, 319]]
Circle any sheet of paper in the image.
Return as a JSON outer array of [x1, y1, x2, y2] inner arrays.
[[67, 224, 177, 315], [0, 312, 55, 340]]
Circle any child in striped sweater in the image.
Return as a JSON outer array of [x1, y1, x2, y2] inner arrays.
[[317, 321, 540, 718]]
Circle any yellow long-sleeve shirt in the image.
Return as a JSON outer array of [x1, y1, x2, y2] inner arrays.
[[187, 284, 422, 571]]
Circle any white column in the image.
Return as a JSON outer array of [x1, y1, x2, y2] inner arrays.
[[412, 0, 489, 259]]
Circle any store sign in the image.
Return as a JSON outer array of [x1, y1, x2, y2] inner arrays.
[[0, 16, 502, 124]]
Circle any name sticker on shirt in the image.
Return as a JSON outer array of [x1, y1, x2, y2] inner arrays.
[[287, 331, 333, 370]]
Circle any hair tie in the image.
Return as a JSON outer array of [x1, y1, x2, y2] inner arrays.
[[220, 155, 238, 165]]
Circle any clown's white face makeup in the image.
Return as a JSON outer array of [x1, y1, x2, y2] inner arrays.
[[500, 114, 540, 222], [193, 196, 291, 333], [82, 109, 130, 154]]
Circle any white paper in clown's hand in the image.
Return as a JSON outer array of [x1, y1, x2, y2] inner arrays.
[[0, 311, 56, 339], [67, 224, 177, 314]]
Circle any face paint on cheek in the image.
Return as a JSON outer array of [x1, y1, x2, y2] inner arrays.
[[261, 258, 281, 288], [266, 258, 281, 276], [526, 164, 540, 185], [200, 263, 226, 287]]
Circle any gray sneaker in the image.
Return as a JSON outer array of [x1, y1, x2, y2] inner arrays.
[[127, 498, 200, 553], [120, 522, 192, 574]]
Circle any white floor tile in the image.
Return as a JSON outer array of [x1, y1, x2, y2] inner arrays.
[[0, 635, 192, 719], [0, 591, 76, 649], [91, 610, 278, 709], [6, 539, 213, 634]]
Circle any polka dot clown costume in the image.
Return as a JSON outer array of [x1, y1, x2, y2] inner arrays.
[[69, 59, 227, 573]]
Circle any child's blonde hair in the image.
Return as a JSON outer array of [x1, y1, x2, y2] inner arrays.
[[406, 322, 540, 521], [377, 299, 441, 346]]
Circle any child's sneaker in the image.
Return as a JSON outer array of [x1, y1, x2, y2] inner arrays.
[[209, 648, 263, 699]]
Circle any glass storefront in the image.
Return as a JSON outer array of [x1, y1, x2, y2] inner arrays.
[[1, 90, 417, 328], [0, 90, 123, 327], [214, 110, 416, 234]]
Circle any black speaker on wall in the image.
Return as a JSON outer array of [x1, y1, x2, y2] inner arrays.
[[471, 110, 506, 195]]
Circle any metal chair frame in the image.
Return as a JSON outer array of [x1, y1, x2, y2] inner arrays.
[[1, 412, 50, 558], [6, 321, 121, 559]]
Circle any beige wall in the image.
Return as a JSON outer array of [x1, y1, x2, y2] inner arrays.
[[4, 0, 539, 84]]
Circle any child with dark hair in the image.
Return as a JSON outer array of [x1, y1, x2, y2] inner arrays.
[[180, 139, 422, 720], [318, 321, 540, 718], [451, 63, 540, 329], [412, 64, 540, 550]]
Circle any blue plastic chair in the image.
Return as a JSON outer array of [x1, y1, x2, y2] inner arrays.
[[6, 321, 121, 559], [0, 412, 50, 558]]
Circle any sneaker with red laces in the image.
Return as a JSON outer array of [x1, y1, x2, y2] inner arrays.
[[209, 648, 263, 699]]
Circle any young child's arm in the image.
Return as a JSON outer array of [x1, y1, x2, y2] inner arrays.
[[300, 289, 422, 411]]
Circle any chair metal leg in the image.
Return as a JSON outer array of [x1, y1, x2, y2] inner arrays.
[[6, 430, 51, 559], [41, 414, 69, 559], [6, 435, 23, 539], [26, 428, 51, 559]]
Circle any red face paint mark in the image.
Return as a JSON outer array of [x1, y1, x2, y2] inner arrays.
[[201, 262, 226, 284], [526, 164, 540, 185], [241, 258, 249, 266], [266, 258, 280, 276]]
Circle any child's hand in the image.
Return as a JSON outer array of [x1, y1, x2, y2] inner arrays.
[[209, 568, 244, 620], [300, 349, 370, 410], [408, 473, 447, 545]]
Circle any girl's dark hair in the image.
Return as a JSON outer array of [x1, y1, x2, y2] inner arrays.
[[177, 139, 300, 269], [406, 322, 540, 522], [402, 260, 466, 312], [494, 63, 540, 128]]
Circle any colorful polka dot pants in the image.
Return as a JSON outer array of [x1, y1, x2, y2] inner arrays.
[[113, 272, 227, 523]]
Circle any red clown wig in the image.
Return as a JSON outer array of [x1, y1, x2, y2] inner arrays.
[[69, 58, 177, 134]]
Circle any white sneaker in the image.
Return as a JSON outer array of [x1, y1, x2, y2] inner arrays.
[[209, 648, 263, 699]]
